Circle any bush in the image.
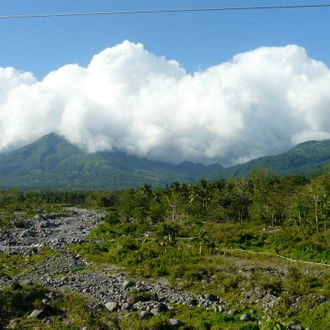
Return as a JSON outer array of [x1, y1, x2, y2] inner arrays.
[[102, 210, 120, 224], [285, 266, 320, 295]]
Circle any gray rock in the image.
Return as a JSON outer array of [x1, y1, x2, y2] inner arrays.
[[7, 319, 17, 329], [228, 309, 238, 316], [21, 279, 33, 286], [290, 326, 303, 330], [121, 302, 133, 311], [218, 305, 226, 313], [28, 309, 45, 319], [41, 298, 49, 305], [170, 318, 184, 329], [240, 314, 250, 322], [151, 303, 168, 314], [122, 280, 135, 290], [61, 276, 69, 283], [105, 302, 119, 312]]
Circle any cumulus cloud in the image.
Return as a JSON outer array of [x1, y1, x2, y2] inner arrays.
[[0, 40, 330, 166]]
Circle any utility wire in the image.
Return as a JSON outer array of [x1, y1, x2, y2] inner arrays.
[[0, 4, 330, 20]]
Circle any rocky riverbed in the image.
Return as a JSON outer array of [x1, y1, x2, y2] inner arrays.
[[0, 209, 311, 329]]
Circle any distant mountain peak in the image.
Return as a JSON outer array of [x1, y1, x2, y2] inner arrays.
[[0, 133, 223, 190]]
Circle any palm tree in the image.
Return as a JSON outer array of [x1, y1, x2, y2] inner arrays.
[[191, 227, 209, 255], [158, 221, 179, 242], [141, 183, 153, 198], [189, 179, 210, 217]]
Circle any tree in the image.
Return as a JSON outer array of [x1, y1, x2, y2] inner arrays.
[[140, 183, 152, 198], [149, 188, 167, 223], [248, 168, 279, 226], [189, 179, 210, 217], [226, 177, 251, 223], [207, 180, 227, 221], [191, 227, 209, 255], [163, 182, 188, 221], [287, 188, 310, 233], [117, 189, 137, 221], [306, 175, 330, 232], [157, 222, 180, 242]]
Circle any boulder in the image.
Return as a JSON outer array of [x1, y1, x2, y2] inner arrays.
[[170, 318, 184, 329], [122, 280, 135, 290], [228, 309, 238, 316], [218, 305, 226, 313], [28, 309, 45, 319], [151, 303, 168, 314], [105, 302, 118, 312], [121, 303, 132, 311], [240, 314, 250, 322]]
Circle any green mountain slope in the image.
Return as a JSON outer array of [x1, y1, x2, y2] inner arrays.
[[206, 139, 330, 180], [0, 133, 223, 190]]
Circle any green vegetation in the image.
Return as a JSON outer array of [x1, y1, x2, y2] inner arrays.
[[0, 284, 48, 329], [1, 133, 330, 191], [2, 166, 330, 328], [0, 284, 263, 329], [0, 253, 45, 278], [206, 139, 330, 180], [0, 133, 222, 190]]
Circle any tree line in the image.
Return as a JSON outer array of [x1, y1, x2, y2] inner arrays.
[[1, 167, 330, 234]]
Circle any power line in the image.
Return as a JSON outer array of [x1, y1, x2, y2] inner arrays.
[[0, 4, 330, 20]]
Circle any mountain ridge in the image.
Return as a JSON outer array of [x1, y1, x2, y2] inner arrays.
[[0, 133, 330, 190], [0, 133, 223, 190], [206, 139, 330, 180]]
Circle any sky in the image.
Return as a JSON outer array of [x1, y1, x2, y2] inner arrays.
[[1, 0, 330, 167]]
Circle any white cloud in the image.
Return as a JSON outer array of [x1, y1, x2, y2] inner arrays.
[[0, 41, 330, 166]]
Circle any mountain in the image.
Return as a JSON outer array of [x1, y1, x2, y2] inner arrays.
[[206, 139, 330, 181], [0, 133, 223, 190], [1, 133, 329, 191]]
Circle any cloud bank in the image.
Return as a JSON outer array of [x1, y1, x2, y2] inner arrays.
[[1, 41, 330, 166]]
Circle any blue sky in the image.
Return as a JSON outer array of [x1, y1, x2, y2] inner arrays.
[[1, 1, 330, 166], [1, 0, 329, 79]]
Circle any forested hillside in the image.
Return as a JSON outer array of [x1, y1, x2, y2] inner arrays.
[[207, 139, 330, 180], [1, 133, 330, 191], [0, 133, 222, 190]]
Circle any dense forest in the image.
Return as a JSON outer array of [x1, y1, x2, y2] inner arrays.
[[2, 167, 330, 236]]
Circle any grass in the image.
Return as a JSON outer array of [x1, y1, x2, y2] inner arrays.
[[0, 252, 45, 277], [117, 306, 261, 330], [2, 201, 330, 329], [67, 218, 330, 329]]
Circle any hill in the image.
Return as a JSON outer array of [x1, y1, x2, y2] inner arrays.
[[1, 134, 330, 190], [0, 133, 223, 190], [206, 139, 330, 180]]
